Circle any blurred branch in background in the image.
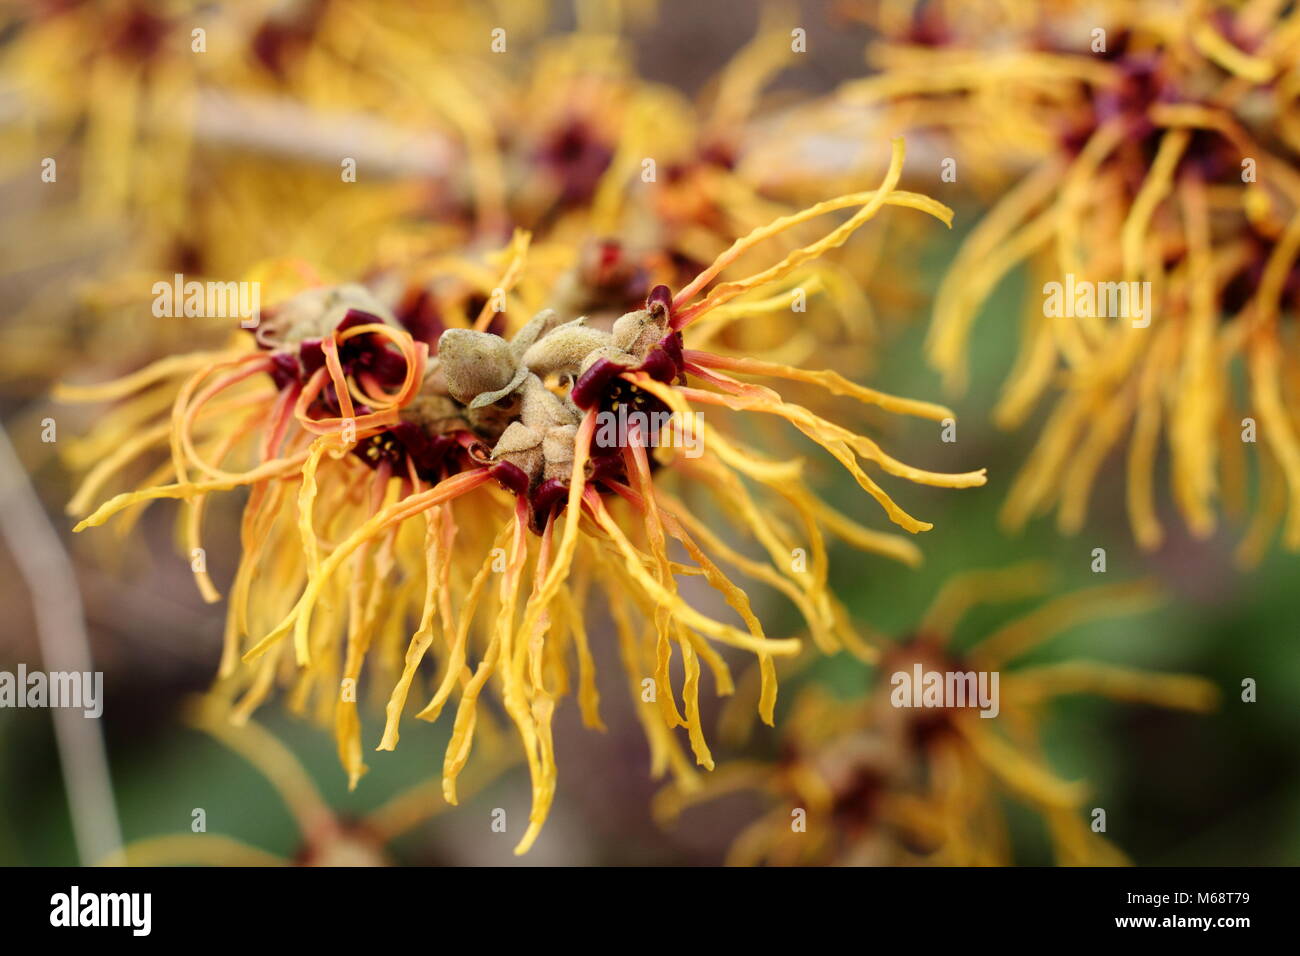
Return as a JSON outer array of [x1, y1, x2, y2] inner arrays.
[[0, 420, 121, 865], [0, 82, 455, 179]]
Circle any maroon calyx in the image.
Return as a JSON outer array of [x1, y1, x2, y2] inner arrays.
[[571, 357, 627, 410], [268, 352, 301, 391], [571, 287, 684, 411], [257, 308, 411, 421], [528, 478, 570, 533], [639, 340, 680, 384], [489, 460, 531, 496], [571, 332, 683, 412], [585, 451, 627, 485], [646, 283, 673, 320], [297, 310, 409, 386]]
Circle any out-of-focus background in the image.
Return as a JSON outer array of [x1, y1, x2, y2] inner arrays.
[[2, 0, 1298, 866]]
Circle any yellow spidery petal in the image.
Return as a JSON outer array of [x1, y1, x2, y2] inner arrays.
[[377, 507, 442, 751], [562, 572, 605, 731], [685, 351, 954, 421], [73, 453, 311, 532], [441, 642, 500, 805], [607, 578, 702, 789], [919, 563, 1052, 639], [509, 410, 596, 674], [973, 579, 1162, 668], [1191, 21, 1276, 82], [678, 633, 715, 770], [243, 467, 493, 665], [66, 421, 170, 517], [336, 472, 399, 789], [625, 433, 688, 731], [1008, 661, 1219, 712], [807, 496, 922, 567], [1249, 338, 1300, 547], [674, 138, 950, 326], [417, 522, 514, 723], [473, 229, 532, 331], [297, 440, 330, 582], [1121, 129, 1191, 283], [953, 719, 1087, 810], [585, 491, 802, 657], [54, 351, 241, 404]]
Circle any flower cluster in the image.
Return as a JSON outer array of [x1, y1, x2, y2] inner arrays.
[[834, 0, 1300, 557], [659, 567, 1217, 865], [63, 139, 985, 853]]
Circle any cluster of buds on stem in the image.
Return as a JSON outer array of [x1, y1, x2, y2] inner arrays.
[[421, 285, 685, 532]]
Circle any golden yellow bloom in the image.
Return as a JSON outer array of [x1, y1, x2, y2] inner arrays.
[[64, 138, 985, 854], [833, 0, 1300, 558]]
